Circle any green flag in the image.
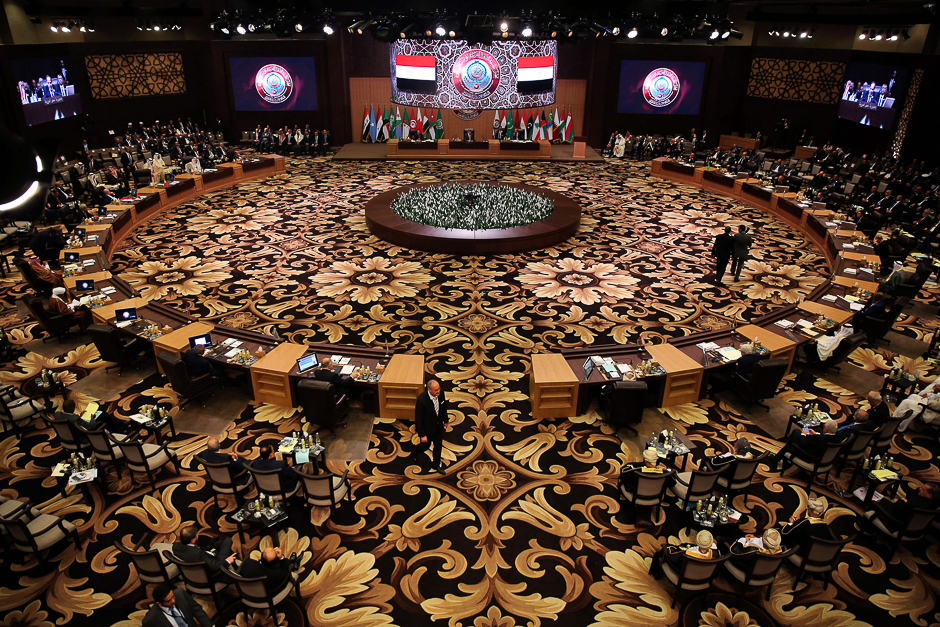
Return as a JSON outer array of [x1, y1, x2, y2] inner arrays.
[[506, 109, 514, 137]]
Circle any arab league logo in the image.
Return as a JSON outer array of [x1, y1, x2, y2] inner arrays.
[[255, 64, 293, 104], [452, 50, 500, 100], [643, 68, 680, 108]]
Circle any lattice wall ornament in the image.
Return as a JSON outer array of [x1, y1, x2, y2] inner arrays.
[[891, 68, 923, 159], [747, 58, 846, 104], [85, 53, 186, 99]]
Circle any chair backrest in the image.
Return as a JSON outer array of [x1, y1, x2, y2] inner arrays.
[[741, 546, 799, 582], [156, 352, 195, 393], [298, 471, 335, 499], [196, 455, 237, 490], [22, 294, 54, 331], [247, 462, 286, 494], [111, 434, 149, 467], [604, 380, 647, 427], [114, 540, 173, 582], [0, 515, 39, 552], [226, 568, 272, 603], [88, 324, 126, 362], [747, 358, 789, 399], [726, 451, 768, 489], [79, 424, 119, 459], [818, 439, 845, 466], [163, 551, 214, 590], [842, 427, 878, 457], [678, 553, 728, 587], [803, 534, 856, 571], [873, 415, 906, 450], [297, 379, 340, 422], [822, 333, 867, 367], [634, 469, 676, 500], [684, 468, 724, 499], [904, 508, 939, 536], [46, 414, 83, 448]]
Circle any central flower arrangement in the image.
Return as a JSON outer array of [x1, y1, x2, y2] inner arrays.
[[391, 183, 554, 231]]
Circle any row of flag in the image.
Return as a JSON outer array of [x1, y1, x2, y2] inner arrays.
[[359, 105, 577, 143], [362, 105, 444, 143], [494, 106, 575, 142]]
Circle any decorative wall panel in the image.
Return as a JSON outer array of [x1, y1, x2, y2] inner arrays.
[[747, 58, 846, 104], [891, 68, 923, 159], [85, 53, 186, 99]]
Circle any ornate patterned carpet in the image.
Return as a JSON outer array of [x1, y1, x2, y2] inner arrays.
[[1, 157, 939, 627]]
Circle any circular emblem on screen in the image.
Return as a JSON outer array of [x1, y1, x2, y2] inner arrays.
[[455, 108, 484, 121], [643, 68, 680, 108], [255, 64, 293, 104], [452, 50, 501, 100]]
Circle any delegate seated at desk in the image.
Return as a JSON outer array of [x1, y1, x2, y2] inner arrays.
[[315, 357, 352, 391], [182, 344, 218, 377]]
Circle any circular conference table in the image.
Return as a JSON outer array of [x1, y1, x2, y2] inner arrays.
[[53, 154, 425, 418], [364, 180, 581, 255]]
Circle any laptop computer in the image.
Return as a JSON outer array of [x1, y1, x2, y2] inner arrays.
[[296, 353, 319, 374], [75, 279, 95, 292], [74, 227, 86, 239], [64, 252, 81, 263], [115, 307, 138, 322], [188, 333, 212, 349]]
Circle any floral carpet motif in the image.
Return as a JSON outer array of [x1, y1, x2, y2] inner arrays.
[[0, 157, 937, 627]]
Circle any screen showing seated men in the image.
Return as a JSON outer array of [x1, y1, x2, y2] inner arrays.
[[390, 39, 557, 109], [617, 60, 706, 115], [837, 63, 907, 129], [229, 57, 319, 111], [11, 56, 83, 126]]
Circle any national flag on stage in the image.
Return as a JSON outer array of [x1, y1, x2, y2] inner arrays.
[[435, 108, 443, 139], [382, 106, 390, 141], [394, 54, 437, 93], [404, 107, 412, 137], [369, 105, 377, 142], [361, 106, 370, 142], [546, 109, 554, 140], [506, 109, 514, 136], [532, 109, 541, 139], [541, 109, 552, 139], [565, 106, 574, 142], [554, 106, 562, 132], [493, 109, 501, 137], [519, 109, 527, 139], [393, 106, 402, 139], [416, 108, 424, 136], [500, 109, 507, 132], [422, 108, 430, 138], [427, 109, 437, 140], [517, 56, 555, 93], [407, 107, 416, 136]]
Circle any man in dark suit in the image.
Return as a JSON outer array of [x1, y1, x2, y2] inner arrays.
[[314, 357, 352, 392], [870, 482, 940, 527], [239, 547, 299, 590], [866, 391, 890, 427], [730, 224, 752, 282], [320, 129, 332, 156], [251, 444, 299, 492], [735, 343, 764, 378], [143, 583, 214, 627], [57, 397, 129, 435], [411, 379, 449, 473], [171, 525, 236, 583], [181, 344, 217, 378], [772, 419, 846, 468], [711, 226, 734, 284], [200, 437, 248, 484]]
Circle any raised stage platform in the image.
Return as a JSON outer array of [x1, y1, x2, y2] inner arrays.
[[333, 141, 604, 163]]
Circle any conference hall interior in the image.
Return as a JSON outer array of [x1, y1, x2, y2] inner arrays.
[[3, 0, 940, 625]]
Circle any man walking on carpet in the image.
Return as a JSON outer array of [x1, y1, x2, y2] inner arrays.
[[711, 226, 734, 284], [730, 224, 753, 282], [411, 379, 449, 474]]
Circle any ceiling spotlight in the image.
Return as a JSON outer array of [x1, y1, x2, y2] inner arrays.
[[627, 27, 638, 39], [806, 27, 814, 38], [889, 29, 900, 41], [294, 20, 306, 32], [61, 21, 71, 33], [612, 26, 621, 36], [154, 23, 162, 31], [220, 24, 230, 34], [86, 21, 95, 32], [248, 22, 258, 33], [522, 24, 533, 37], [323, 22, 334, 35], [722, 29, 731, 39], [661, 27, 669, 36], [901, 28, 911, 41], [448, 29, 456, 37], [399, 23, 414, 38], [799, 29, 808, 38], [435, 24, 446, 36], [500, 21, 509, 33], [50, 22, 58, 32], [710, 28, 720, 40], [874, 29, 884, 40], [859, 29, 868, 40], [79, 23, 86, 32], [357, 19, 374, 35], [235, 23, 246, 35]]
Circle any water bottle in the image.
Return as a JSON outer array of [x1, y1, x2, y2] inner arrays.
[[315, 432, 321, 448]]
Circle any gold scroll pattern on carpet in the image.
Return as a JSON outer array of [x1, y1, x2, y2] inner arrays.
[[84, 53, 186, 99]]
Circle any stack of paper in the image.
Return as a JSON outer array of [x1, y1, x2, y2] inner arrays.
[[718, 346, 742, 361]]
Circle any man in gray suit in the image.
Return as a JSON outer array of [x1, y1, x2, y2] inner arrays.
[[730, 224, 753, 282]]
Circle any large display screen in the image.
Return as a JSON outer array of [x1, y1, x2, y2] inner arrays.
[[390, 40, 557, 109], [11, 56, 82, 126], [837, 63, 907, 129], [229, 57, 319, 111], [617, 60, 706, 115]]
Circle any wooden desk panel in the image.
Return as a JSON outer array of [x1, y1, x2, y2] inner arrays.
[[251, 342, 308, 407], [153, 322, 216, 358], [90, 296, 149, 324], [530, 354, 579, 419], [646, 344, 704, 407], [834, 275, 881, 294], [798, 301, 854, 325], [719, 134, 760, 150], [63, 270, 111, 290], [736, 323, 797, 371], [842, 251, 880, 264], [378, 354, 426, 420]]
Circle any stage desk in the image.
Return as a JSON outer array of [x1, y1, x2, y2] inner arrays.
[[719, 135, 761, 150], [386, 139, 551, 161], [251, 343, 308, 407], [530, 354, 579, 419], [736, 324, 797, 373], [377, 354, 426, 420], [794, 146, 817, 160], [646, 344, 704, 408]]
